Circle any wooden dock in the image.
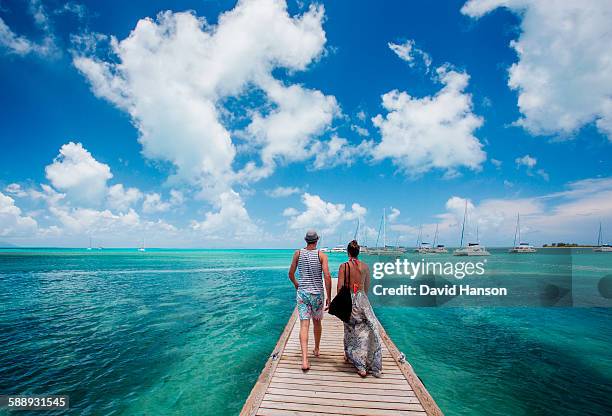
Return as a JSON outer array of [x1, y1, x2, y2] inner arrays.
[[241, 280, 443, 416]]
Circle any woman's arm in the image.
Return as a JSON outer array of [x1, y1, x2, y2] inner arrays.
[[363, 263, 371, 294]]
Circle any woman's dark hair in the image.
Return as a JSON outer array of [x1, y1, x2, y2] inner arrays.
[[347, 240, 360, 258]]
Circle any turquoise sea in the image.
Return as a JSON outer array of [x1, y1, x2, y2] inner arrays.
[[1, 248, 611, 415]]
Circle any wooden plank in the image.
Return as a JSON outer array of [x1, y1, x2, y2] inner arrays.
[[269, 376, 411, 391], [258, 401, 424, 416], [257, 409, 426, 416], [280, 353, 397, 364], [267, 382, 416, 397], [263, 393, 425, 411], [273, 366, 407, 380], [265, 387, 420, 403], [276, 361, 404, 374]]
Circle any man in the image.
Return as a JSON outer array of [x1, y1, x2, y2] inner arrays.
[[288, 230, 332, 371]]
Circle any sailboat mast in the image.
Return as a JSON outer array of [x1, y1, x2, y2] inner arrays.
[[517, 214, 521, 244], [375, 214, 382, 248], [383, 208, 386, 248], [597, 222, 602, 246], [433, 224, 438, 247], [460, 200, 467, 248], [513, 213, 519, 247]]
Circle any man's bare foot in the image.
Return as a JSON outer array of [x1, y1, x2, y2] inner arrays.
[[357, 370, 367, 378], [301, 360, 310, 371], [312, 348, 320, 358]]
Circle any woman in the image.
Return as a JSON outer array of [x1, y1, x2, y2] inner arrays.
[[337, 240, 383, 377]]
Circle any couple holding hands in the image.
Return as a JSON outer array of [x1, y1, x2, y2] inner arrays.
[[288, 230, 383, 378]]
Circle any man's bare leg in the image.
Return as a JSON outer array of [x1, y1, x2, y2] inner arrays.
[[299, 319, 310, 370], [312, 318, 322, 357]]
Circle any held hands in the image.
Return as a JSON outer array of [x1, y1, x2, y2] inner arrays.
[[324, 297, 330, 311]]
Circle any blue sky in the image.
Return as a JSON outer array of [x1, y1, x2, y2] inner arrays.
[[1, 0, 611, 248]]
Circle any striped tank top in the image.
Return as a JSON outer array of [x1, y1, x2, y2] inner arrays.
[[297, 249, 323, 294]]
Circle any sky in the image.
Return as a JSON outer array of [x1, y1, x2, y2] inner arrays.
[[0, 0, 611, 248]]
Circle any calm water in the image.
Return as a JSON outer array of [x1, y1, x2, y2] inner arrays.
[[0, 249, 611, 415]]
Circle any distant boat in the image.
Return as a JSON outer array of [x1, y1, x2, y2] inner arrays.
[[330, 245, 347, 253], [414, 225, 435, 254], [454, 242, 490, 256], [416, 242, 433, 254], [509, 213, 536, 253], [433, 244, 448, 253], [432, 224, 448, 253], [453, 201, 490, 256], [87, 236, 92, 251], [417, 224, 444, 254], [138, 237, 146, 252], [367, 208, 405, 256], [593, 222, 612, 252]]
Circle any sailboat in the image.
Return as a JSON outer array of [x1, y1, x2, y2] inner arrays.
[[138, 237, 146, 252], [330, 232, 347, 252], [367, 209, 405, 256], [509, 213, 536, 253], [432, 224, 448, 253], [87, 236, 92, 251], [318, 234, 330, 253], [414, 224, 431, 253], [593, 222, 612, 252], [453, 201, 490, 256]]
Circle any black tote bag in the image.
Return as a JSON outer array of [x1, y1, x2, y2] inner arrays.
[[328, 262, 352, 323]]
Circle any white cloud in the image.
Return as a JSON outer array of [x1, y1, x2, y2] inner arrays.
[[351, 124, 369, 137], [245, 78, 339, 179], [56, 2, 87, 20], [311, 135, 371, 170], [4, 183, 27, 198], [462, 0, 612, 141], [285, 193, 366, 234], [491, 158, 502, 169], [0, 192, 38, 237], [371, 65, 486, 176], [282, 207, 299, 216], [73, 0, 336, 237], [266, 186, 301, 198], [142, 193, 168, 214], [515, 154, 537, 168], [141, 190, 184, 214], [536, 169, 549, 181], [73, 0, 334, 192], [515, 154, 549, 180], [50, 206, 140, 234], [191, 190, 259, 239], [388, 39, 431, 68], [107, 184, 142, 212], [426, 177, 612, 245], [387, 207, 400, 222], [0, 1, 58, 57], [45, 142, 113, 206]]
